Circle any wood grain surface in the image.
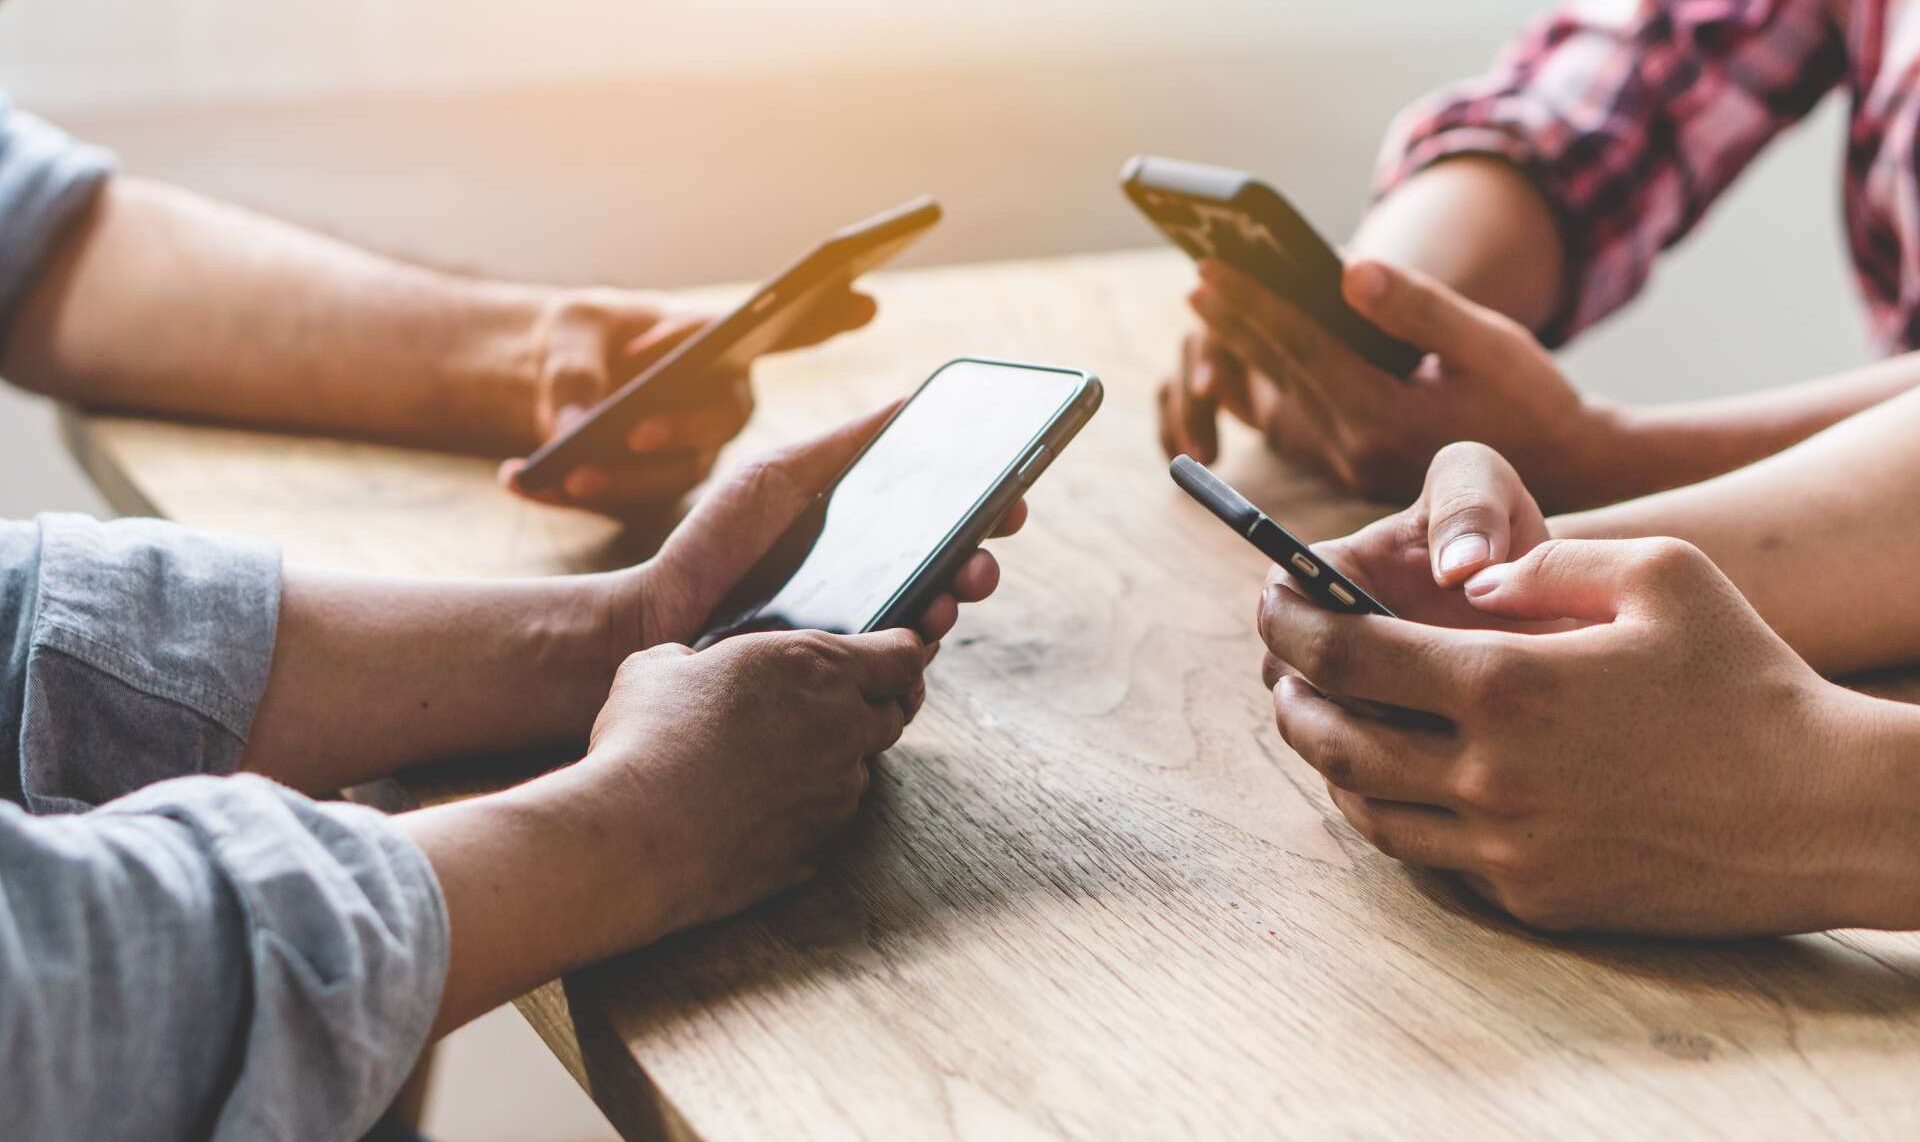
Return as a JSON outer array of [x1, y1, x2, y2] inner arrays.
[[65, 248, 1920, 1141]]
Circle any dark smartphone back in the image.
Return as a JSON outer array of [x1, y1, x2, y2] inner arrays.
[[1122, 156, 1424, 379]]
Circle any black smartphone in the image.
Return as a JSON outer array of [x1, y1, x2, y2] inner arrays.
[[516, 197, 943, 493], [697, 358, 1103, 645], [1170, 455, 1393, 617], [1122, 155, 1424, 379]]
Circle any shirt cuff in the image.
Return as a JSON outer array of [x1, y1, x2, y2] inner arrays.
[[1373, 121, 1587, 348], [99, 774, 450, 1141], [20, 514, 282, 812], [0, 99, 114, 347]]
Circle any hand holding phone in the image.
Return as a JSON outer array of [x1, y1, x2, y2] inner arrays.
[[1124, 156, 1422, 378], [514, 198, 942, 496]]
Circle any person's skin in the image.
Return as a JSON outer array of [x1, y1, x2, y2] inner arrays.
[[1251, 385, 1920, 936], [240, 409, 1027, 1034], [1, 177, 872, 514], [1158, 157, 1920, 509]]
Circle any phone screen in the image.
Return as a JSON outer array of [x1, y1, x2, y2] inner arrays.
[[704, 360, 1090, 640]]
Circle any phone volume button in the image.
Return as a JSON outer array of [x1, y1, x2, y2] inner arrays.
[[1017, 445, 1053, 483]]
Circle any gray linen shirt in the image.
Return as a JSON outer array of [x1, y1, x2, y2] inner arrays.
[[1, 101, 450, 1141]]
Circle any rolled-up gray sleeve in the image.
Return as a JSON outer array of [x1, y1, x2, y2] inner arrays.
[[0, 515, 451, 1140], [1, 776, 450, 1142], [5, 513, 281, 812], [0, 92, 113, 341]]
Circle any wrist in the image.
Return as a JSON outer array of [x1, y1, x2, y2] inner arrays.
[[1824, 688, 1920, 930], [513, 755, 694, 947], [437, 279, 551, 454], [1511, 394, 1636, 512]]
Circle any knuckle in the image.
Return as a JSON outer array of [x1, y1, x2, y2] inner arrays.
[[778, 636, 838, 685], [1359, 813, 1405, 862], [1294, 624, 1353, 689], [1463, 640, 1557, 718], [1316, 743, 1356, 789], [1629, 537, 1706, 587], [1477, 840, 1577, 930], [1502, 888, 1580, 934], [1451, 759, 1520, 816]]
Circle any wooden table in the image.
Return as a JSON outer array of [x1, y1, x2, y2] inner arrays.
[[64, 249, 1920, 1140]]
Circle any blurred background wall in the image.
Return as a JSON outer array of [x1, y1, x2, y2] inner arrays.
[[0, 0, 1871, 1136], [1, 0, 1869, 521]]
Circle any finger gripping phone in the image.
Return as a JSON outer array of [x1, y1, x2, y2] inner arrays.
[[697, 358, 1103, 645], [516, 197, 943, 492], [1122, 156, 1423, 379]]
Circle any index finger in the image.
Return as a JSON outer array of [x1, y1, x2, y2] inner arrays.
[[1257, 575, 1472, 715]]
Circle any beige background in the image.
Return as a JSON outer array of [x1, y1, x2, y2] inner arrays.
[[0, 1, 1872, 1137]]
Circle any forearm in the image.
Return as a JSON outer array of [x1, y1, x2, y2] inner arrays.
[[402, 760, 674, 1038], [1553, 384, 1920, 675], [241, 567, 630, 792], [1351, 156, 1566, 332], [2, 177, 555, 452], [1548, 352, 1920, 507]]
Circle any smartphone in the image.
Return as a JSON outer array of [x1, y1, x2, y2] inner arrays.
[[697, 358, 1103, 645], [1172, 456, 1444, 726], [516, 197, 943, 493], [1122, 155, 1424, 379], [1170, 455, 1393, 617]]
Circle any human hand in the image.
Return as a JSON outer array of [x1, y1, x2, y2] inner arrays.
[[578, 627, 931, 939], [1292, 442, 1566, 644], [499, 285, 877, 513], [1259, 534, 1907, 937], [610, 406, 1026, 659], [1177, 257, 1608, 507]]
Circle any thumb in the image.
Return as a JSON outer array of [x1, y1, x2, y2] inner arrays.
[[657, 403, 898, 618], [1422, 442, 1548, 586], [1462, 537, 1698, 624], [1342, 259, 1503, 363]]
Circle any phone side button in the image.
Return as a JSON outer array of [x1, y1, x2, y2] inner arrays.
[[1017, 445, 1053, 483]]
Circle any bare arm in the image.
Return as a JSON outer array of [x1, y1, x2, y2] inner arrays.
[[1552, 383, 1920, 676], [1349, 156, 1566, 333], [2, 177, 565, 453], [239, 568, 627, 794], [1355, 158, 1920, 501]]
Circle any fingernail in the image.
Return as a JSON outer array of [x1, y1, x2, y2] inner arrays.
[[1438, 533, 1491, 575], [565, 467, 609, 499], [628, 418, 672, 451], [1347, 262, 1389, 305], [1464, 564, 1510, 599], [1193, 360, 1215, 399]]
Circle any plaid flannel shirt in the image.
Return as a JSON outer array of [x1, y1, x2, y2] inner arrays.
[[1377, 0, 1920, 352]]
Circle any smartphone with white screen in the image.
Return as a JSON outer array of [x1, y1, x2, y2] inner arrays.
[[697, 358, 1102, 644]]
